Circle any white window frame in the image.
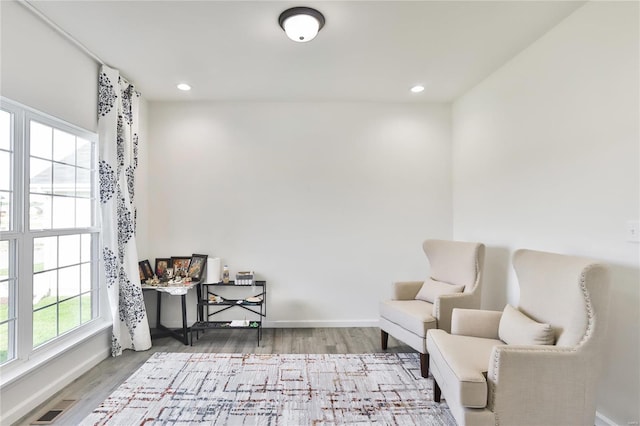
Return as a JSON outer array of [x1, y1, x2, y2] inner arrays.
[[0, 97, 106, 381]]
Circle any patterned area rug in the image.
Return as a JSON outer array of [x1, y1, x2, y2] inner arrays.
[[81, 352, 455, 425]]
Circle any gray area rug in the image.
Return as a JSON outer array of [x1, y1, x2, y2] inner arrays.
[[81, 352, 455, 425]]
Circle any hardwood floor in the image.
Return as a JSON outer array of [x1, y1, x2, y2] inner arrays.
[[15, 327, 413, 425]]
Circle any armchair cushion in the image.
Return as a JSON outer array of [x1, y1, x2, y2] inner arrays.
[[415, 278, 464, 303], [498, 304, 554, 346], [379, 300, 436, 336]]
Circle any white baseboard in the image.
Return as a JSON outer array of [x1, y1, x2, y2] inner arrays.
[[263, 319, 379, 328]]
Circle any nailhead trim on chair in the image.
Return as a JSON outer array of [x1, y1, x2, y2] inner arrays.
[[577, 266, 598, 347]]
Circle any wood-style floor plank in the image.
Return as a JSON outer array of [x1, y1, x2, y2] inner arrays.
[[14, 327, 412, 426]]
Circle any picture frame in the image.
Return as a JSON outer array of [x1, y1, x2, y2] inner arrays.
[[171, 256, 191, 277], [138, 259, 153, 282], [188, 253, 208, 282], [139, 263, 146, 282], [155, 258, 172, 279]]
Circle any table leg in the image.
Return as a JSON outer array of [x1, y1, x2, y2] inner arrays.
[[181, 294, 188, 345], [156, 291, 162, 328]]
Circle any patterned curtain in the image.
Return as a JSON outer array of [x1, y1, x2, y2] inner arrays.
[[98, 65, 151, 356]]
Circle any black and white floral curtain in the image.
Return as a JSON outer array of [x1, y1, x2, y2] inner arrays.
[[98, 65, 151, 356]]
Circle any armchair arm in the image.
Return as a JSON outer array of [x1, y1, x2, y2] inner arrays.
[[487, 345, 588, 425], [433, 292, 483, 333], [391, 281, 423, 300], [451, 308, 502, 339]]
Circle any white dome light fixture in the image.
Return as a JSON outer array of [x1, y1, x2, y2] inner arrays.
[[278, 7, 325, 43], [177, 83, 191, 91]]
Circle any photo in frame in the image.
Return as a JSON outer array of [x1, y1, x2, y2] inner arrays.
[[139, 260, 153, 282], [155, 258, 172, 279], [188, 253, 208, 282], [171, 256, 191, 277]]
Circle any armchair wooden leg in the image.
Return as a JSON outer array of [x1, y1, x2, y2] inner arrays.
[[434, 379, 441, 403], [381, 330, 389, 350], [420, 353, 429, 378]]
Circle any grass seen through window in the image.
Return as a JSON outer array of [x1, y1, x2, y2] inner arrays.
[[0, 294, 93, 361], [33, 294, 93, 347]]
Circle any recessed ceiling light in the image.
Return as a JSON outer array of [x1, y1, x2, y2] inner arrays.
[[177, 83, 191, 91], [410, 85, 425, 93]]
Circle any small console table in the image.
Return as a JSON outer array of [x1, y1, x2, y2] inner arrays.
[[191, 281, 267, 346]]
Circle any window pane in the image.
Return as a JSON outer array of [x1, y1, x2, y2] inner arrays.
[[53, 129, 75, 165], [34, 236, 57, 272], [81, 293, 92, 324], [76, 168, 91, 198], [59, 235, 79, 268], [53, 163, 75, 196], [0, 321, 10, 363], [0, 240, 8, 281], [76, 198, 91, 228], [77, 138, 92, 169], [80, 234, 91, 263], [0, 281, 8, 322], [59, 297, 80, 334], [0, 110, 11, 151], [30, 158, 52, 194], [30, 121, 52, 160], [0, 150, 10, 191], [59, 265, 80, 297], [33, 270, 57, 308], [80, 263, 91, 293], [30, 194, 52, 229], [52, 196, 74, 228], [33, 305, 57, 347], [0, 191, 10, 232]]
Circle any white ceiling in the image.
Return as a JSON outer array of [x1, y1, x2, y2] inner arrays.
[[29, 0, 583, 102]]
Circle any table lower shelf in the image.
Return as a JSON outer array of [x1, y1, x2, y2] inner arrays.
[[191, 320, 261, 330], [190, 321, 262, 346]]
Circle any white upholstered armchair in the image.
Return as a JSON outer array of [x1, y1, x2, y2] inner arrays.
[[427, 249, 610, 426], [379, 239, 485, 377]]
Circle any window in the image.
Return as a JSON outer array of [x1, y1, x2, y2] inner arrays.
[[0, 108, 16, 364], [0, 98, 99, 366]]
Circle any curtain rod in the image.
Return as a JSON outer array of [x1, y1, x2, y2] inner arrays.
[[19, 0, 105, 65], [18, 0, 136, 86]]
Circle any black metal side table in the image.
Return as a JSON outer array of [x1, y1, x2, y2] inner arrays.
[[191, 280, 267, 346]]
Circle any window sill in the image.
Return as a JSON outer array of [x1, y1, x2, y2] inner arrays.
[[0, 319, 111, 389]]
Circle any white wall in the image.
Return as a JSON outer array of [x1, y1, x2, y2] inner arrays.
[[0, 0, 98, 132], [145, 102, 452, 327], [0, 1, 111, 423], [452, 2, 639, 424]]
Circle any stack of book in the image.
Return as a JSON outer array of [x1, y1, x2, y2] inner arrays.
[[235, 271, 254, 286]]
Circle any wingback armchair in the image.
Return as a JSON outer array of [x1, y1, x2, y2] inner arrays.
[[379, 239, 485, 377], [426, 249, 610, 426]]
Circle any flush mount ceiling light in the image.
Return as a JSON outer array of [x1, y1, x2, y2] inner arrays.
[[278, 7, 325, 43], [177, 83, 191, 91], [410, 85, 425, 93]]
